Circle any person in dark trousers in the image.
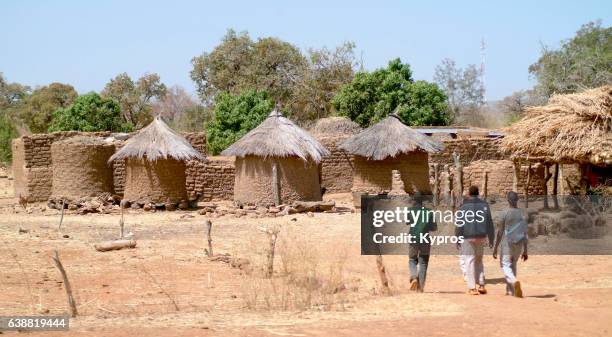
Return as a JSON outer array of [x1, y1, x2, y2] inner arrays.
[[493, 191, 528, 298], [408, 192, 437, 292], [455, 186, 495, 295]]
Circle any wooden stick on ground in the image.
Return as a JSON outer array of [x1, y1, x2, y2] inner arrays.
[[52, 250, 78, 317], [94, 239, 137, 252], [204, 220, 213, 257]]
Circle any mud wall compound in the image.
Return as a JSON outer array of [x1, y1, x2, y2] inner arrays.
[[186, 156, 235, 202], [317, 135, 354, 193], [352, 152, 432, 194], [233, 155, 322, 206], [50, 137, 116, 200]]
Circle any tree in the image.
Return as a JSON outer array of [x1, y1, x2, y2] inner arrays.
[[433, 58, 484, 124], [48, 92, 133, 132], [0, 114, 18, 163], [0, 73, 30, 122], [332, 58, 449, 127], [102, 72, 167, 128], [290, 42, 357, 121], [529, 21, 611, 97], [498, 89, 546, 125], [20, 83, 77, 133], [205, 90, 273, 155], [151, 85, 212, 131], [191, 30, 305, 106]]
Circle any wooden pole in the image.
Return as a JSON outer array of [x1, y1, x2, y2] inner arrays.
[[512, 160, 520, 192], [52, 250, 78, 317], [119, 204, 125, 239], [552, 163, 560, 209], [543, 164, 553, 209], [452, 152, 463, 207], [433, 163, 440, 207], [258, 226, 280, 278], [481, 171, 488, 201], [524, 162, 532, 208], [444, 165, 452, 207], [376, 255, 391, 296], [559, 164, 565, 196], [272, 161, 281, 206], [58, 199, 65, 230], [204, 220, 213, 257]]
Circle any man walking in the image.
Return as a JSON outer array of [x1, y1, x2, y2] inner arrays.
[[493, 191, 528, 298], [408, 192, 437, 292], [455, 186, 495, 295]]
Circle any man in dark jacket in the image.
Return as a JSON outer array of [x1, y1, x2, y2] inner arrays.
[[455, 186, 495, 295]]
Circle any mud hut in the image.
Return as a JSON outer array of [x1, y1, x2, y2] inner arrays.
[[502, 86, 612, 193], [221, 109, 329, 206], [310, 117, 362, 193], [339, 112, 444, 194], [51, 136, 115, 200], [109, 117, 205, 206]]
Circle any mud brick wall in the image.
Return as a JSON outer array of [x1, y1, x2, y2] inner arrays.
[[183, 132, 207, 156], [318, 135, 354, 193], [430, 137, 506, 166], [12, 131, 113, 201], [352, 152, 432, 194], [186, 156, 234, 201], [462, 160, 546, 197]]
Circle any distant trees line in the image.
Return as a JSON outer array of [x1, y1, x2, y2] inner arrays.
[[0, 21, 609, 161]]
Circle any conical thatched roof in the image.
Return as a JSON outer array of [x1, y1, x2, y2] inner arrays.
[[109, 117, 205, 162], [502, 86, 612, 165], [221, 109, 329, 163], [339, 112, 444, 160], [309, 117, 362, 136]]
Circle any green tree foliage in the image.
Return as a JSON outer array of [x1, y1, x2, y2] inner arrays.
[[102, 72, 167, 128], [190, 30, 356, 122], [529, 21, 612, 97], [332, 58, 450, 127], [0, 114, 18, 163], [48, 92, 133, 132], [20, 83, 77, 133], [205, 90, 273, 155]]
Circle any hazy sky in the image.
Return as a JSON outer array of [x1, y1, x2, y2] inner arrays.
[[1, 0, 610, 100]]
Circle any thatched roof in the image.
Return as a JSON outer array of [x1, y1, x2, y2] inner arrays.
[[339, 112, 445, 160], [109, 117, 205, 162], [221, 109, 329, 163], [309, 117, 362, 136], [502, 86, 612, 165]]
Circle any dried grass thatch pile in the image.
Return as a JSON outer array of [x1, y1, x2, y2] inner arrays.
[[339, 113, 444, 160], [109, 117, 205, 162], [309, 117, 362, 136], [222, 109, 329, 163], [502, 86, 612, 165]]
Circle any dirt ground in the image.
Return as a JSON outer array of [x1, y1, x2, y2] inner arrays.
[[0, 188, 611, 336]]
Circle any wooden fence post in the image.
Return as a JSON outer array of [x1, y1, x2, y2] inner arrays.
[[204, 220, 213, 257], [52, 251, 78, 317], [433, 163, 440, 206]]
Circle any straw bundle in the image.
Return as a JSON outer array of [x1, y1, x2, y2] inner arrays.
[[502, 86, 612, 165]]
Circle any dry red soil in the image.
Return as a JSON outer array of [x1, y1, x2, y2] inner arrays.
[[0, 193, 611, 337]]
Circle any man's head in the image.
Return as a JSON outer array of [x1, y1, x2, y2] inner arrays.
[[411, 191, 424, 207], [468, 185, 479, 197], [507, 191, 519, 208]]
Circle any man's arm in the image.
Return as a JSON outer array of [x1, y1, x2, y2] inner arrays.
[[493, 212, 505, 259]]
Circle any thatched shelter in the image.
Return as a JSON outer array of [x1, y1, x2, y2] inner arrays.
[[502, 86, 612, 193], [222, 109, 329, 206], [109, 117, 205, 205], [51, 136, 115, 200], [502, 86, 612, 166], [339, 112, 444, 194], [310, 117, 362, 193]]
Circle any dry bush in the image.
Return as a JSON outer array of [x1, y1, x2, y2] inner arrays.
[[239, 226, 350, 311]]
